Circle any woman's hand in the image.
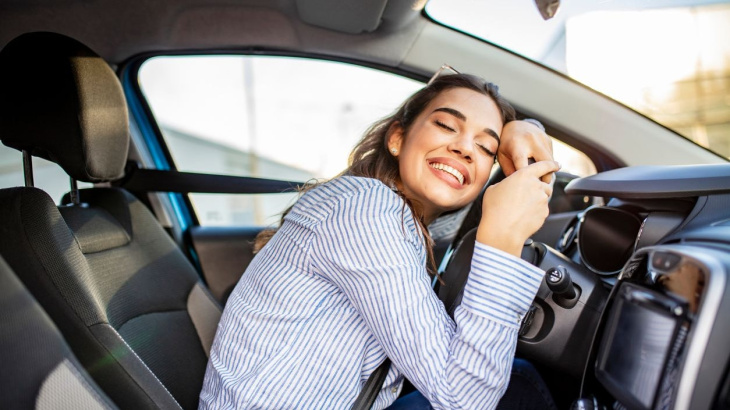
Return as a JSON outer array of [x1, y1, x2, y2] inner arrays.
[[476, 160, 561, 257], [498, 120, 554, 183]]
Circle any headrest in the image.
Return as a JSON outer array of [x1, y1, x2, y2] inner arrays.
[[0, 32, 129, 182]]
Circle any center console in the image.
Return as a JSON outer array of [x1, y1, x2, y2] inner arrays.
[[588, 245, 730, 409]]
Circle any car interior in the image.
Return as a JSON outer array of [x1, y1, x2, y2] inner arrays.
[[0, 0, 729, 409], [0, 254, 116, 409], [0, 32, 221, 409]]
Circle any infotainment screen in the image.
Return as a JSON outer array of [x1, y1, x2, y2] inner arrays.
[[596, 283, 684, 409]]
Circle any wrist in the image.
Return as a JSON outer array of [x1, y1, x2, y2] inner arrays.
[[476, 224, 524, 257]]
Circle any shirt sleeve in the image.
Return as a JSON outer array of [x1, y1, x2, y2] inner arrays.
[[520, 118, 545, 131], [310, 184, 545, 409]]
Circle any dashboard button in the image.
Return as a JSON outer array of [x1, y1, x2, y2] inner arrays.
[[652, 251, 681, 272]]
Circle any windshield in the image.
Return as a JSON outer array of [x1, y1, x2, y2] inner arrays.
[[426, 0, 730, 159]]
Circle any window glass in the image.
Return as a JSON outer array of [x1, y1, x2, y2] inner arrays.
[[138, 56, 596, 227], [139, 56, 423, 226], [554, 140, 596, 177], [427, 0, 730, 159], [0, 146, 91, 203]]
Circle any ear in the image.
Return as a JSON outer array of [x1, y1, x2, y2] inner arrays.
[[387, 122, 404, 155]]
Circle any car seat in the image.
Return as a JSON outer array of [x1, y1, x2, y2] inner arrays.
[[0, 255, 117, 410], [0, 32, 221, 409]]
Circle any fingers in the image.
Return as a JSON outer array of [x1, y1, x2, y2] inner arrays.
[[540, 171, 554, 184], [477, 164, 555, 256], [514, 137, 553, 182], [519, 160, 561, 181], [530, 145, 555, 183], [498, 120, 555, 178], [528, 173, 554, 201], [541, 178, 554, 198], [527, 138, 554, 164], [511, 154, 530, 172], [497, 153, 517, 177]]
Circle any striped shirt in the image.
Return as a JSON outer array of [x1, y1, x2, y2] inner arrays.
[[199, 176, 545, 410]]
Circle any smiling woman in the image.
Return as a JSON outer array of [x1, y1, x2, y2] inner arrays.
[[199, 72, 560, 409], [387, 87, 506, 224]]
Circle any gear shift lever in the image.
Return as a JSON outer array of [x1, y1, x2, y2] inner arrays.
[[546, 265, 579, 308]]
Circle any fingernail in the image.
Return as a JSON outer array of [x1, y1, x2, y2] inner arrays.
[[556, 161, 562, 169]]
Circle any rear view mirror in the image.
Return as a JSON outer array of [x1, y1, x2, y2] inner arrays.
[[535, 0, 560, 20]]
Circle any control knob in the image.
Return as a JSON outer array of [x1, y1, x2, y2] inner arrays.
[[545, 265, 579, 308]]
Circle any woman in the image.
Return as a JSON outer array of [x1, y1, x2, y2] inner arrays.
[[199, 72, 560, 409]]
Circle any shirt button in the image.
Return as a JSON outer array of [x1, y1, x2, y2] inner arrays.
[[391, 387, 398, 394]]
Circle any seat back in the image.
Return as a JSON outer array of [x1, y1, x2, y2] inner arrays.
[[0, 255, 117, 410], [0, 32, 221, 409]]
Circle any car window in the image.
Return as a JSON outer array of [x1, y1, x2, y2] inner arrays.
[[137, 56, 596, 227], [138, 56, 424, 226], [427, 0, 730, 159]]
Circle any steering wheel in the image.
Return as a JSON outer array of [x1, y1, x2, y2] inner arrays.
[[436, 166, 609, 379]]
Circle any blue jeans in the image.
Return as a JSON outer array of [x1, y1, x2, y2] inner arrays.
[[386, 359, 557, 410]]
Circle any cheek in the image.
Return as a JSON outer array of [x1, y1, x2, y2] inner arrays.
[[476, 161, 495, 185], [397, 155, 417, 186], [397, 145, 424, 174]]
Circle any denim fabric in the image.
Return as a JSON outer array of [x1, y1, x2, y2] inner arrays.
[[387, 359, 556, 410]]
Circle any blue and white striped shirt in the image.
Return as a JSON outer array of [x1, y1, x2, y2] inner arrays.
[[199, 176, 545, 409]]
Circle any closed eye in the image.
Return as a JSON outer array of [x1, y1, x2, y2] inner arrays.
[[436, 119, 495, 157], [476, 142, 496, 157], [435, 120, 456, 132]]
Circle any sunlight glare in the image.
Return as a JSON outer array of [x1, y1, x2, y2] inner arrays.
[[566, 9, 700, 107]]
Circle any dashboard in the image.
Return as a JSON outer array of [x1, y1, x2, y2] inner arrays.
[[562, 164, 730, 277], [441, 163, 730, 410], [562, 163, 730, 409]]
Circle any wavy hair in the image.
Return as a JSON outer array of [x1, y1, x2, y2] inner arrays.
[[256, 73, 516, 280], [348, 73, 515, 190]]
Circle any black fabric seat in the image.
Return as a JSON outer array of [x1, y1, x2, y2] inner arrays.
[[0, 32, 222, 409], [0, 255, 117, 410]]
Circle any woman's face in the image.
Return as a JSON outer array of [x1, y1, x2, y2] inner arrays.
[[389, 87, 503, 224]]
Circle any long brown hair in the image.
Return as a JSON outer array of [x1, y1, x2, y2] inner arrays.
[[255, 73, 516, 280]]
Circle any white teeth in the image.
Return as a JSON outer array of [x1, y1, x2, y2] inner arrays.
[[430, 162, 464, 185]]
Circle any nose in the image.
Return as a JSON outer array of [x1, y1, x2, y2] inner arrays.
[[448, 135, 474, 162]]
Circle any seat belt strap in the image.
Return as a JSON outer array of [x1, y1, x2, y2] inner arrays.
[[117, 163, 303, 194], [352, 358, 391, 410]]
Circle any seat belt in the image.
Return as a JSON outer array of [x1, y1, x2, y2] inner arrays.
[[117, 162, 303, 194], [352, 358, 391, 410], [119, 164, 394, 409]]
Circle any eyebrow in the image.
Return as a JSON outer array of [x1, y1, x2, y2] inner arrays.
[[432, 107, 501, 143]]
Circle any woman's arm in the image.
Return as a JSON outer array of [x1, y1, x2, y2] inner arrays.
[[498, 120, 555, 183], [311, 183, 544, 409]]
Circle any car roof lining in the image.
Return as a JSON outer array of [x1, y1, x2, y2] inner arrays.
[[1, 0, 724, 168], [401, 22, 724, 167], [0, 0, 425, 65]]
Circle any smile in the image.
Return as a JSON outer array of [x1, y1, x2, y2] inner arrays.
[[430, 162, 465, 185]]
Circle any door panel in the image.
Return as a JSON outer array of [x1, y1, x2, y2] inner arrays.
[[189, 226, 263, 304]]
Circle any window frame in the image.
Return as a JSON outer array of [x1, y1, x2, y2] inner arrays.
[[120, 49, 614, 232]]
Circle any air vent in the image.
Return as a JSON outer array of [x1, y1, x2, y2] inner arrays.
[[557, 215, 580, 254]]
